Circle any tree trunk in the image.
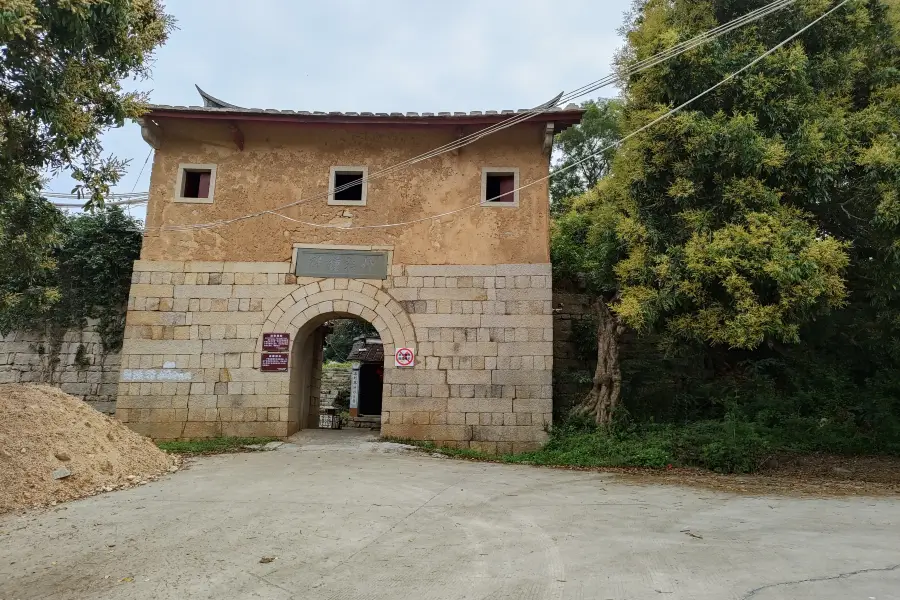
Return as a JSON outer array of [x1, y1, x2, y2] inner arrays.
[[577, 298, 624, 426]]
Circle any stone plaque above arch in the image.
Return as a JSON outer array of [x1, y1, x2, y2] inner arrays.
[[294, 248, 388, 279], [290, 244, 394, 281]]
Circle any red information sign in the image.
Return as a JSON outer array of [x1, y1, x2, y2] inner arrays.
[[262, 333, 290, 352], [260, 353, 289, 372]]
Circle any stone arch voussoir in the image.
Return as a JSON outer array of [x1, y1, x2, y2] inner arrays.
[[255, 281, 415, 366]]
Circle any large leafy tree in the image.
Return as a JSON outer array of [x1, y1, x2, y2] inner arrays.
[[0, 0, 171, 332], [553, 0, 900, 424], [1, 0, 172, 207], [0, 191, 64, 332], [550, 98, 623, 216]]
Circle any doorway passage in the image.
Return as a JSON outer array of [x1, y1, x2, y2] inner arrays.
[[290, 315, 385, 434], [347, 337, 385, 423]]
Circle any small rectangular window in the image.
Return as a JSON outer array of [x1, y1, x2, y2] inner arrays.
[[486, 173, 515, 202], [334, 172, 363, 201], [183, 170, 211, 198], [175, 164, 216, 204], [481, 168, 519, 207], [328, 166, 368, 206]]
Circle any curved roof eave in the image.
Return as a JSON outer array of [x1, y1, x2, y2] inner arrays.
[[195, 84, 242, 109]]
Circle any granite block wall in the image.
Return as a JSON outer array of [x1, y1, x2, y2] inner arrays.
[[117, 260, 553, 450]]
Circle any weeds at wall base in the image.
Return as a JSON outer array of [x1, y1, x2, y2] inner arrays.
[[157, 436, 280, 455], [389, 416, 900, 476]]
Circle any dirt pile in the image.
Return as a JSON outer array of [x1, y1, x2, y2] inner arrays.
[[0, 384, 175, 514]]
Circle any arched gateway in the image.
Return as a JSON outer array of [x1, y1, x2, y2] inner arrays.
[[116, 91, 581, 452], [258, 278, 415, 433]]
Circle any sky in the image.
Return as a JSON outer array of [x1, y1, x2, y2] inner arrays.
[[45, 0, 631, 221]]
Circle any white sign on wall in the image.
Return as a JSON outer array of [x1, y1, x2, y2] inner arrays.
[[121, 369, 193, 382], [349, 363, 360, 409]]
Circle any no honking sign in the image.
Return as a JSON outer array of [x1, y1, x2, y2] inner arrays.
[[394, 347, 415, 368]]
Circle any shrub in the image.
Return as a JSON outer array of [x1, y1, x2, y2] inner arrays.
[[0, 203, 142, 351], [670, 421, 769, 474], [529, 417, 772, 473]]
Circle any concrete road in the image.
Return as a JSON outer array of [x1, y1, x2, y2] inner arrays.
[[2, 430, 899, 600]]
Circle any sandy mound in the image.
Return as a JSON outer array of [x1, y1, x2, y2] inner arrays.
[[0, 384, 175, 514]]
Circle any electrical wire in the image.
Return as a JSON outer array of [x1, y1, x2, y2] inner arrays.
[[42, 0, 800, 220], [43, 191, 149, 199], [168, 0, 796, 230], [49, 197, 149, 209], [131, 149, 153, 193], [42, 149, 152, 207], [151, 0, 800, 234], [256, 0, 852, 231], [301, 0, 798, 203]]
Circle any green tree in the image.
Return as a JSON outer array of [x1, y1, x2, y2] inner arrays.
[[0, 0, 170, 337], [323, 319, 378, 363], [1, 0, 172, 208], [0, 192, 64, 333], [550, 98, 623, 216], [0, 202, 143, 350], [553, 0, 899, 424]]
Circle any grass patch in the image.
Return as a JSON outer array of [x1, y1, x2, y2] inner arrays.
[[390, 420, 771, 474], [323, 361, 352, 370], [401, 436, 678, 469], [157, 436, 280, 455], [528, 421, 769, 473], [387, 417, 900, 476], [408, 440, 498, 461]]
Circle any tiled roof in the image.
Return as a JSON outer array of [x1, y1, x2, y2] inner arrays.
[[150, 86, 584, 127], [148, 104, 584, 119], [346, 339, 384, 363]]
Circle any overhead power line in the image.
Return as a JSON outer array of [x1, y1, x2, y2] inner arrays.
[[43, 191, 148, 199], [305, 0, 798, 206], [42, 139, 152, 207], [252, 0, 852, 231], [150, 0, 799, 234], [48, 197, 149, 209], [131, 149, 153, 194], [44, 188, 148, 210]]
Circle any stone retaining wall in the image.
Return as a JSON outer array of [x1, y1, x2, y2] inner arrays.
[[551, 290, 597, 415], [320, 364, 351, 409], [0, 271, 595, 433], [0, 321, 120, 414]]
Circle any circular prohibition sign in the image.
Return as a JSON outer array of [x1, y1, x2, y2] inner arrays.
[[395, 347, 414, 367]]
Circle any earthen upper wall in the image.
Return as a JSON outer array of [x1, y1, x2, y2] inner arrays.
[[141, 121, 552, 265]]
